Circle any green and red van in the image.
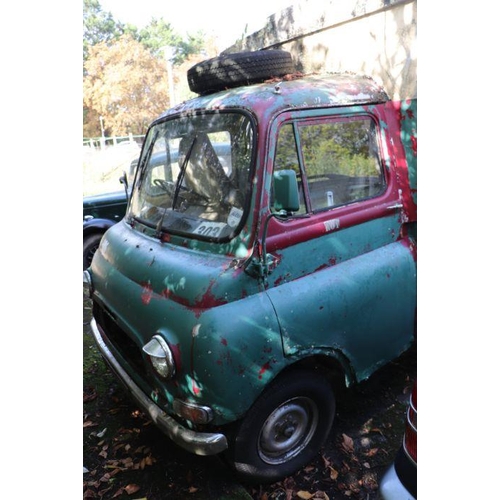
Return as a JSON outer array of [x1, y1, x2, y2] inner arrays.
[[85, 50, 417, 482]]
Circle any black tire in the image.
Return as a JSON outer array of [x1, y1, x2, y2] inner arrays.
[[83, 233, 103, 270], [224, 369, 335, 483], [187, 50, 294, 95]]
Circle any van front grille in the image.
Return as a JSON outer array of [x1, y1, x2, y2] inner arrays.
[[92, 302, 148, 381]]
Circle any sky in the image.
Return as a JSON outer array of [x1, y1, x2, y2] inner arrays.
[[99, 0, 295, 50]]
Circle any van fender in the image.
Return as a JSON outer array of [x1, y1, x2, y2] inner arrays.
[[83, 218, 117, 236]]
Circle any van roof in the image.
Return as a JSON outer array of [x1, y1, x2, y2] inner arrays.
[[158, 73, 389, 122]]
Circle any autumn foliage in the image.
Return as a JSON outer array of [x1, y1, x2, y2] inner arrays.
[[83, 35, 171, 137]]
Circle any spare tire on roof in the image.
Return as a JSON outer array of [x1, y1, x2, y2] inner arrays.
[[187, 50, 294, 95]]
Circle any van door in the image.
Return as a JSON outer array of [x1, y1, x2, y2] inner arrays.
[[262, 108, 416, 382]]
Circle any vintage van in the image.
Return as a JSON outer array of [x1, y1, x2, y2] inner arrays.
[[85, 50, 417, 482]]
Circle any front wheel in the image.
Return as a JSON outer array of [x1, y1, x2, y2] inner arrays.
[[83, 233, 103, 270], [224, 369, 336, 483]]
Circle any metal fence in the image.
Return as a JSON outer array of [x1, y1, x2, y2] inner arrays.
[[83, 134, 146, 149]]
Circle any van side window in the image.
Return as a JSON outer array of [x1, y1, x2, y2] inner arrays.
[[274, 117, 385, 214], [274, 123, 307, 214]]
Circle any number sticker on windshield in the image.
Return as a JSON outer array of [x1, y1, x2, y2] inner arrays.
[[227, 207, 243, 228], [193, 221, 227, 237]]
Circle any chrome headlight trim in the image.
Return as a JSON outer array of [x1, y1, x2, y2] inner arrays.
[[142, 335, 176, 379]]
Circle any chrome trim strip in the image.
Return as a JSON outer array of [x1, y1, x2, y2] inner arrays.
[[90, 318, 228, 456], [406, 400, 417, 434]]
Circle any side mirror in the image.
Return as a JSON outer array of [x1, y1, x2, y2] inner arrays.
[[119, 171, 128, 189], [245, 170, 300, 280], [119, 171, 129, 204], [272, 170, 300, 214]]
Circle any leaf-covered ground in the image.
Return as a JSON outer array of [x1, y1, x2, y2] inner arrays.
[[84, 287, 416, 499]]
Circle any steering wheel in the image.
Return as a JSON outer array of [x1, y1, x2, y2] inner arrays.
[[153, 178, 210, 203], [153, 179, 176, 194], [187, 190, 210, 203]]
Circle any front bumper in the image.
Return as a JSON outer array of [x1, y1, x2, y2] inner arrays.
[[90, 318, 228, 456]]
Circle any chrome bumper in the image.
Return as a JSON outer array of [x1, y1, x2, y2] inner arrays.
[[377, 462, 416, 500], [90, 318, 228, 456]]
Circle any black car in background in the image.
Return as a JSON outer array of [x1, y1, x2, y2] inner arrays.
[[83, 159, 137, 270]]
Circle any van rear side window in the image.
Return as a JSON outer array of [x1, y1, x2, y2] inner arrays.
[[274, 117, 386, 214]]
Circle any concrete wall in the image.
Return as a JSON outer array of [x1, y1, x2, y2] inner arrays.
[[226, 0, 416, 102]]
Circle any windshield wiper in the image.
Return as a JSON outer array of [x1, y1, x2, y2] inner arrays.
[[155, 135, 197, 237], [172, 135, 197, 210]]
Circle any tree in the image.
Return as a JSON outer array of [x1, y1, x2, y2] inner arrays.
[[134, 18, 206, 65], [82, 1, 211, 139], [83, 35, 171, 137], [83, 0, 124, 63]]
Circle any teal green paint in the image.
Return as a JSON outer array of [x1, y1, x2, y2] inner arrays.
[[267, 240, 416, 381], [401, 99, 417, 205], [90, 75, 417, 435]]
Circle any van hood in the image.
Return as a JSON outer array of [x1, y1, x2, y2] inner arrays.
[[91, 221, 250, 313]]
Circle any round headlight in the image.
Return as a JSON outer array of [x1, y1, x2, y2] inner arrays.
[[142, 335, 176, 379]]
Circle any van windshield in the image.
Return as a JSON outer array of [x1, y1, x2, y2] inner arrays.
[[129, 112, 254, 241]]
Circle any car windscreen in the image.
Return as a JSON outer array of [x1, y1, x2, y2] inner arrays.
[[129, 111, 255, 242]]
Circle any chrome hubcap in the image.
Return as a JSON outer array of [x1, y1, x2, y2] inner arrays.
[[258, 397, 318, 465]]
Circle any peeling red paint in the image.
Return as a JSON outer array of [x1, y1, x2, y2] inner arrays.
[[141, 283, 153, 305], [313, 257, 336, 274], [265, 194, 401, 254], [192, 282, 228, 309], [192, 379, 201, 396], [170, 343, 183, 373], [258, 361, 271, 379], [410, 135, 417, 156], [400, 234, 417, 261]]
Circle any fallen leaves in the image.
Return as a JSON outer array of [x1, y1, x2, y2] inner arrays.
[[83, 388, 97, 403], [341, 434, 354, 454], [83, 415, 157, 500], [329, 467, 339, 481], [363, 447, 379, 457], [296, 490, 330, 499], [112, 483, 140, 497]]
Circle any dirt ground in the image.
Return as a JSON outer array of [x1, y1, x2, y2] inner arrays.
[[84, 286, 416, 499]]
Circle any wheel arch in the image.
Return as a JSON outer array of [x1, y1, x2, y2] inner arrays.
[[279, 350, 356, 394], [222, 358, 341, 482], [83, 218, 116, 238]]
